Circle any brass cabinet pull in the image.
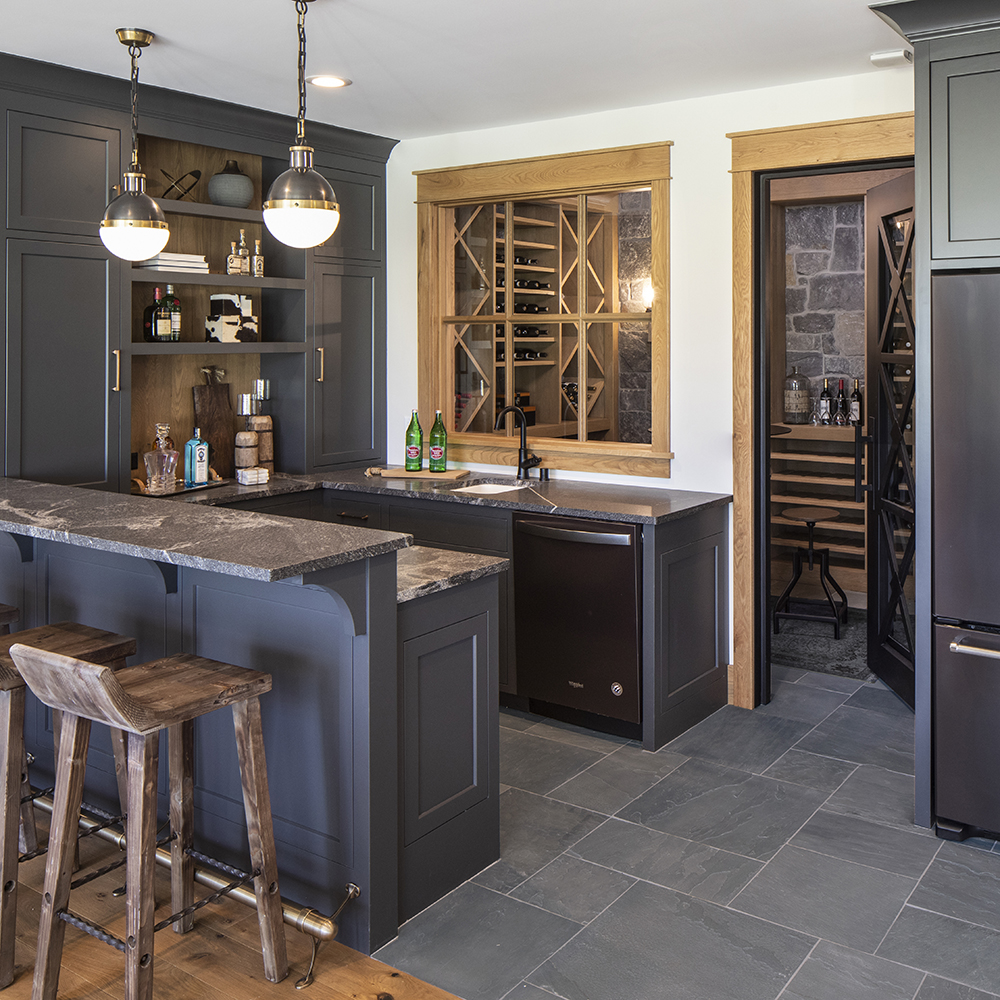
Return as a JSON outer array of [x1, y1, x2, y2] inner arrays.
[[112, 349, 121, 392], [950, 638, 1000, 660], [338, 511, 369, 521], [316, 347, 325, 382]]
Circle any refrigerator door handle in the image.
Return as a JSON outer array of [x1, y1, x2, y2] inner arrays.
[[949, 637, 1000, 660]]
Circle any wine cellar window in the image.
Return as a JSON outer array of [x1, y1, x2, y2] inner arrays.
[[416, 143, 673, 477]]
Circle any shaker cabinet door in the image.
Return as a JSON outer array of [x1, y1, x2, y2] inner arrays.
[[310, 264, 385, 469], [5, 239, 122, 489]]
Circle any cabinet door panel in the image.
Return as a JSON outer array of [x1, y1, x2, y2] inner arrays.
[[312, 265, 384, 468], [312, 165, 381, 261], [6, 239, 121, 488], [7, 111, 121, 238]]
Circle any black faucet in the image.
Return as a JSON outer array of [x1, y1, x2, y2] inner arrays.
[[494, 405, 542, 479]]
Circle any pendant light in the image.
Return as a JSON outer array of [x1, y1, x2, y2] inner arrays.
[[100, 28, 170, 262], [263, 0, 341, 249]]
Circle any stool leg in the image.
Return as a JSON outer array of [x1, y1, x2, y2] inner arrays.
[[107, 656, 131, 823], [125, 731, 158, 1000], [233, 697, 288, 984], [32, 712, 92, 1000], [0, 689, 25, 989], [773, 549, 805, 633], [168, 721, 194, 933], [19, 745, 38, 856], [49, 709, 80, 873]]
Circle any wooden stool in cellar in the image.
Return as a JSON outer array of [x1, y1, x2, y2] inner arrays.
[[0, 621, 136, 989], [773, 506, 850, 639], [9, 646, 288, 1000], [0, 605, 18, 637]]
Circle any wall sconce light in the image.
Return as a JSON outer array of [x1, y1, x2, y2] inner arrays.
[[870, 49, 913, 69], [642, 278, 654, 312], [263, 0, 341, 249], [99, 29, 170, 262]]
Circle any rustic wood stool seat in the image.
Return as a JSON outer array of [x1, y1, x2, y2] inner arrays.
[[0, 605, 18, 637], [8, 646, 288, 1000], [0, 621, 136, 990]]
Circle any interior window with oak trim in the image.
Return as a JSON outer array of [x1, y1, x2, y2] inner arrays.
[[416, 142, 673, 477]]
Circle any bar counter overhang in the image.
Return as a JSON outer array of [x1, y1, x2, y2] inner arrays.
[[0, 476, 410, 954]]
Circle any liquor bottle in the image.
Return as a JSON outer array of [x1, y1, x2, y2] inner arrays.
[[428, 410, 447, 472], [165, 284, 181, 342], [833, 378, 848, 426], [227, 242, 241, 275], [143, 423, 179, 494], [850, 378, 863, 425], [782, 366, 809, 424], [404, 409, 423, 471], [152, 288, 172, 342], [819, 378, 833, 424], [184, 427, 209, 486], [142, 287, 162, 342], [237, 229, 251, 275], [252, 239, 265, 278]]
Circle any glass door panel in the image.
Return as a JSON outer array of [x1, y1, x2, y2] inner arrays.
[[585, 322, 614, 440], [450, 204, 497, 318], [452, 323, 496, 434], [558, 321, 582, 439], [586, 188, 653, 314]]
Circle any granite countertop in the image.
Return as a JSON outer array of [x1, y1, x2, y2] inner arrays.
[[396, 546, 508, 604], [0, 478, 410, 582], [180, 470, 732, 525]]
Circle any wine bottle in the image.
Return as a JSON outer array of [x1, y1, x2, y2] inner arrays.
[[428, 410, 447, 472], [143, 287, 162, 342], [496, 295, 506, 312], [404, 409, 423, 471], [819, 378, 832, 424], [496, 275, 505, 288], [526, 280, 550, 290], [165, 284, 181, 342], [833, 378, 848, 425], [850, 378, 863, 425], [184, 427, 209, 486], [152, 288, 172, 342]]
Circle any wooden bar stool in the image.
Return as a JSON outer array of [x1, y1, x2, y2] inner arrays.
[[9, 646, 289, 1000], [0, 621, 136, 990], [0, 606, 19, 637]]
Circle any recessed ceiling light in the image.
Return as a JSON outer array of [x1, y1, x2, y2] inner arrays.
[[307, 75, 352, 88]]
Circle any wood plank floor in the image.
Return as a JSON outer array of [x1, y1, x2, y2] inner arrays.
[[8, 823, 458, 1000]]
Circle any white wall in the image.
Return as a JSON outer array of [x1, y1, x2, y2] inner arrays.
[[384, 68, 914, 494]]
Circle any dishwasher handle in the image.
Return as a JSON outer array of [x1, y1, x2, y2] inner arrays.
[[950, 637, 1000, 661], [516, 520, 632, 546]]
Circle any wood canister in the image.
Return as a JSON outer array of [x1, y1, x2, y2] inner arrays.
[[248, 415, 274, 473], [234, 430, 259, 470]]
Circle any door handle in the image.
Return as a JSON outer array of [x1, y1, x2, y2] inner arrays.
[[949, 638, 1000, 661], [854, 419, 871, 503], [316, 347, 325, 382], [516, 521, 632, 546], [338, 511, 369, 521], [112, 349, 121, 392]]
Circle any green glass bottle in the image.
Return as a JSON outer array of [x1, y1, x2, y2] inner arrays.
[[405, 409, 423, 471], [428, 409, 447, 473]]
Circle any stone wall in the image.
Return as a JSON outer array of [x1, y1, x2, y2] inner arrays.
[[617, 189, 652, 443], [785, 202, 865, 411]]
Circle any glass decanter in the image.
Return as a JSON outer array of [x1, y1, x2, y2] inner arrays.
[[144, 423, 179, 494]]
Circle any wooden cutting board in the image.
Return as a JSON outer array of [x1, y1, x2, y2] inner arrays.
[[193, 383, 235, 479], [372, 467, 470, 480]]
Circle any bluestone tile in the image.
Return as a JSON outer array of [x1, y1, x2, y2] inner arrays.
[[823, 764, 927, 833], [782, 940, 924, 1000], [916, 976, 1000, 1000], [770, 664, 810, 685], [502, 985, 566, 1000], [618, 757, 827, 861], [664, 704, 815, 773], [796, 671, 866, 694], [763, 749, 857, 792], [756, 682, 850, 724], [501, 728, 606, 795], [374, 882, 579, 1000], [731, 845, 916, 952], [510, 854, 635, 924], [473, 788, 605, 893], [879, 905, 1000, 995], [569, 816, 762, 905], [529, 880, 815, 1000], [500, 710, 538, 732], [794, 705, 915, 774], [791, 809, 940, 878], [524, 718, 629, 753], [845, 684, 914, 718], [909, 841, 1000, 932]]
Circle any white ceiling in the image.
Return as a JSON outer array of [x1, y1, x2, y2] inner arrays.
[[1, 0, 909, 141]]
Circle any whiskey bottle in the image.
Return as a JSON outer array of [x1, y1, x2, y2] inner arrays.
[[819, 378, 833, 424], [428, 410, 447, 472], [226, 241, 241, 275], [237, 229, 251, 275], [850, 379, 863, 425], [404, 410, 423, 471], [252, 239, 265, 278]]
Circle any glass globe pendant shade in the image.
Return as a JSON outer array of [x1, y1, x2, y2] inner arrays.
[[263, 145, 340, 249], [100, 170, 170, 261]]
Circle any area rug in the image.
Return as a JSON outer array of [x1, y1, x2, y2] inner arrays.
[[769, 602, 875, 682]]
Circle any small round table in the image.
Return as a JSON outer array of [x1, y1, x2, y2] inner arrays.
[[773, 505, 849, 639]]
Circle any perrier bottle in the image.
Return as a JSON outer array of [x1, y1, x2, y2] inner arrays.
[[405, 409, 423, 471], [428, 410, 447, 473]]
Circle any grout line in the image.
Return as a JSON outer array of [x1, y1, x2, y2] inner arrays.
[[772, 938, 821, 999]]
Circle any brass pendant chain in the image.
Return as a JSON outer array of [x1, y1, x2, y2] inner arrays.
[[296, 0, 308, 144], [129, 42, 142, 170]]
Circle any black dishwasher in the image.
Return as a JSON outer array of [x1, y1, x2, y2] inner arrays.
[[513, 512, 642, 725]]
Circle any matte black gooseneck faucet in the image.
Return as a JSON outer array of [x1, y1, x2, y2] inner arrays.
[[495, 405, 542, 479]]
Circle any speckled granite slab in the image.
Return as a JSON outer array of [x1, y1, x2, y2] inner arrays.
[[0, 478, 409, 581], [396, 546, 508, 604], [182, 470, 732, 525]]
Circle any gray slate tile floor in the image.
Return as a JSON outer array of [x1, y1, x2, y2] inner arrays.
[[375, 667, 1000, 1000]]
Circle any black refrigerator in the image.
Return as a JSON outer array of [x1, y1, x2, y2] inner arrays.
[[932, 272, 1000, 837]]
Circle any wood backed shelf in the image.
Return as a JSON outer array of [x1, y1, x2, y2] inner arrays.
[[130, 342, 307, 355], [130, 271, 307, 290], [153, 198, 262, 223]]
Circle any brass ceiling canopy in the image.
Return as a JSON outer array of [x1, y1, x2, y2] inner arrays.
[[114, 28, 154, 48]]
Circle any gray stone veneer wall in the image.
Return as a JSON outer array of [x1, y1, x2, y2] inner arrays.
[[617, 189, 652, 444], [785, 202, 866, 411]]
